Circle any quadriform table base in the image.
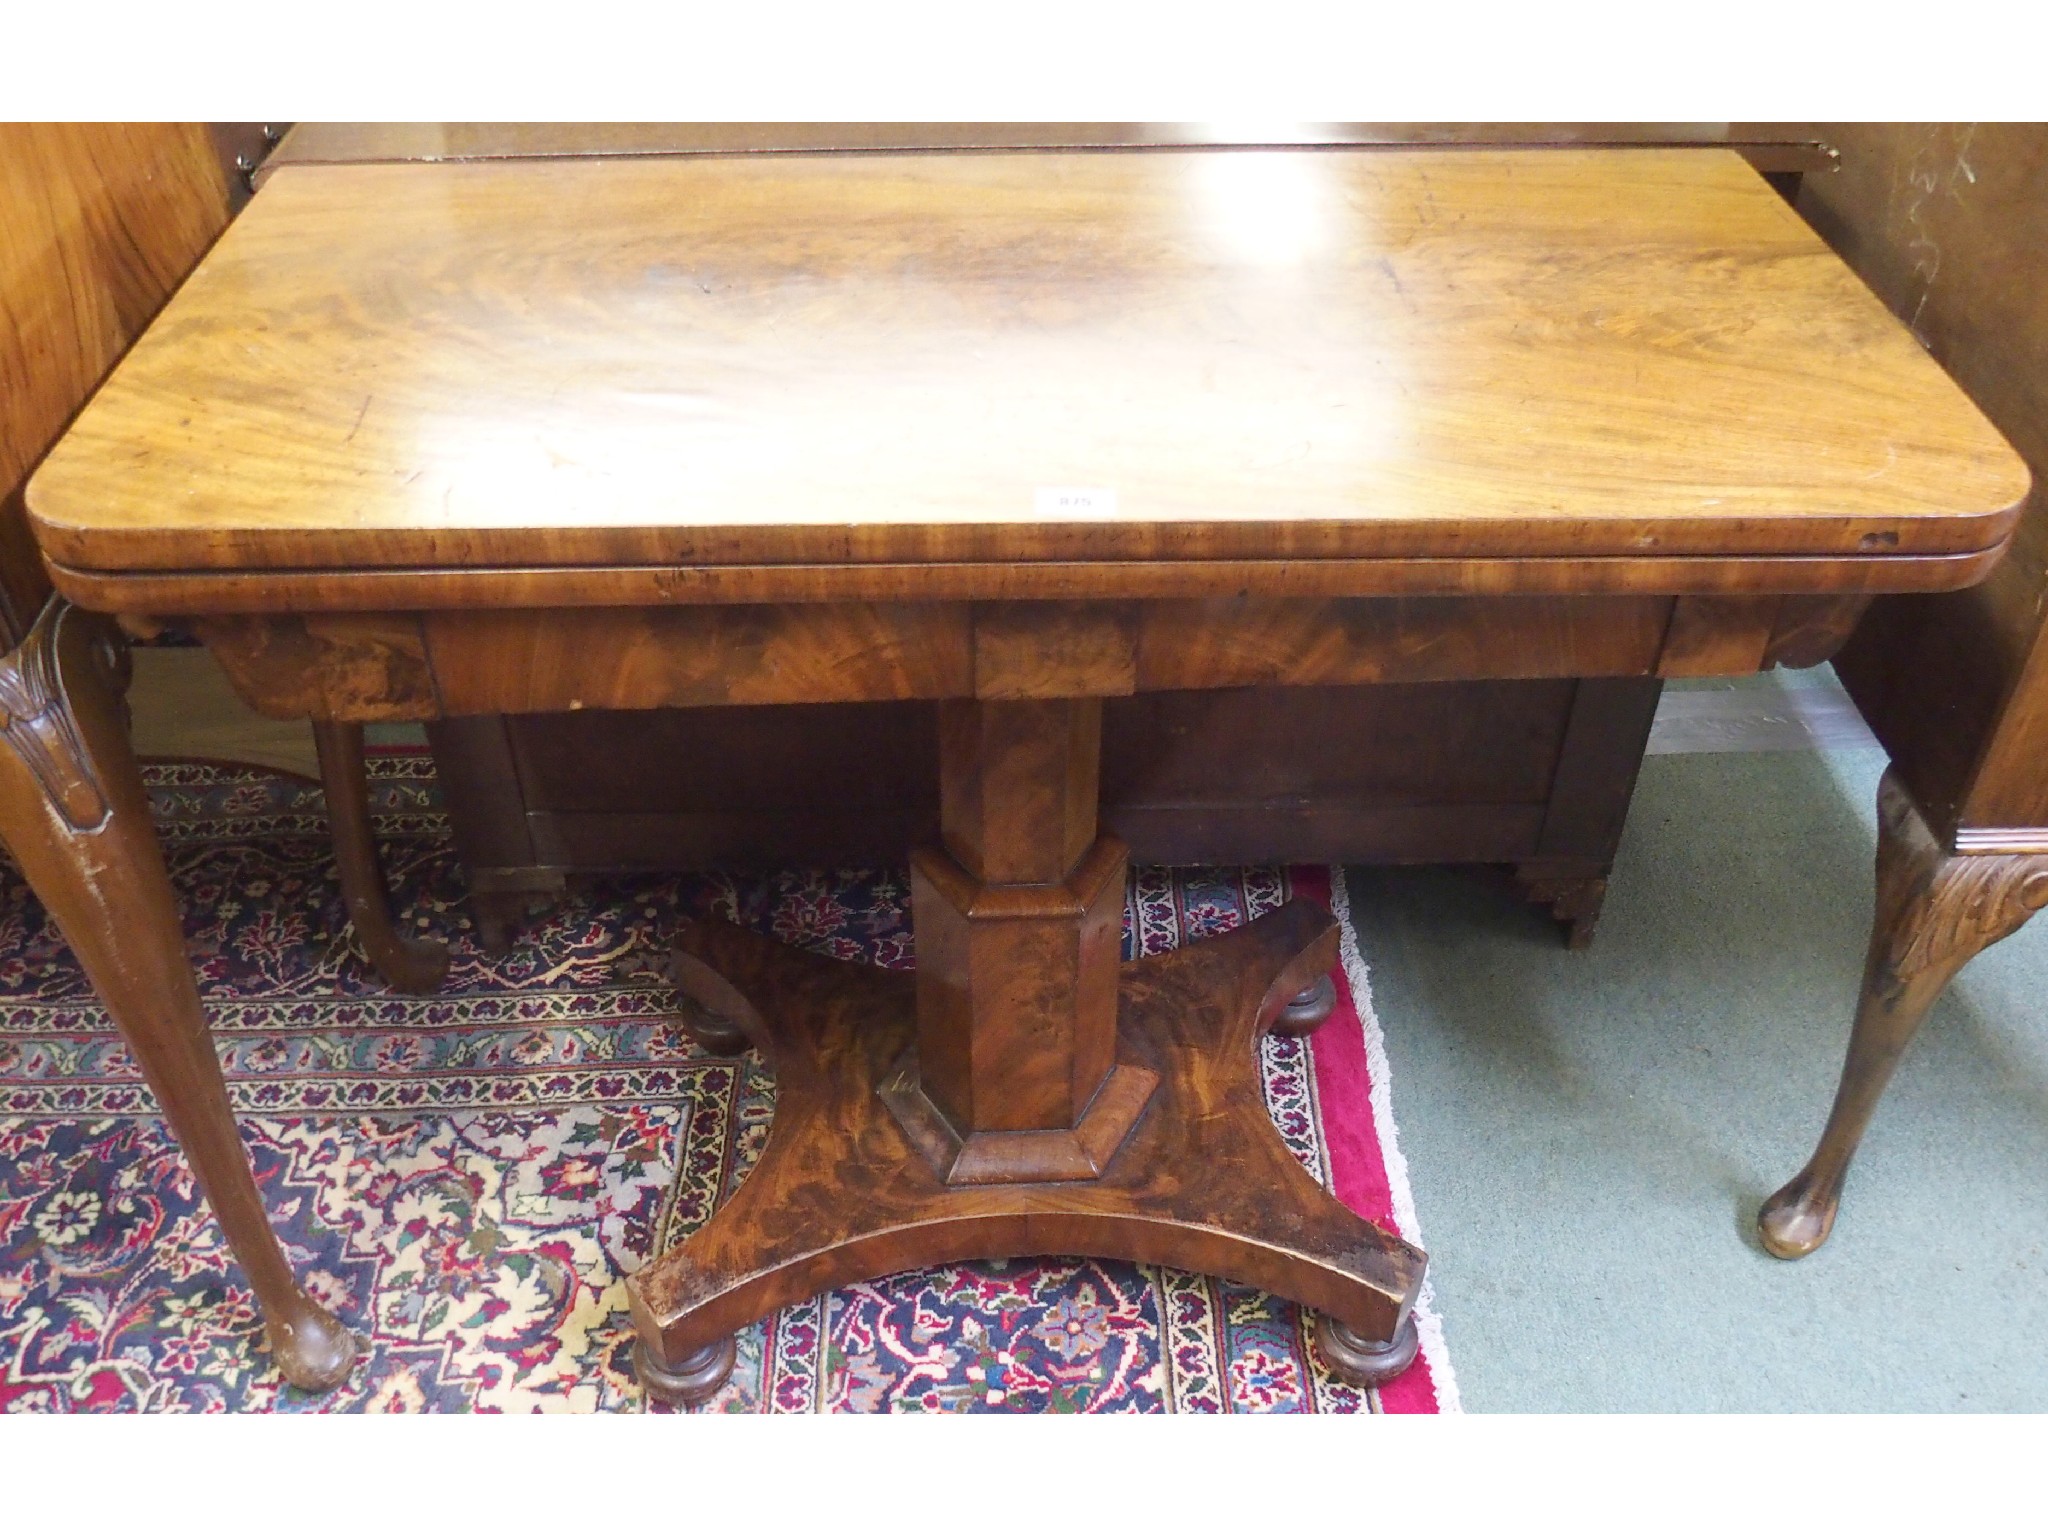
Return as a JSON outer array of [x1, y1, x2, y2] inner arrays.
[[634, 904, 1419, 1403], [0, 601, 1429, 1397], [630, 868, 1417, 1409], [624, 700, 1424, 1404]]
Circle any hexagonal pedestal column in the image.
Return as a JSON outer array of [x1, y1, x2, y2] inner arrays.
[[886, 697, 1155, 1182]]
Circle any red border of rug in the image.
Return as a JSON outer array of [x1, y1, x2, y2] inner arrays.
[[1289, 865, 1448, 1414]]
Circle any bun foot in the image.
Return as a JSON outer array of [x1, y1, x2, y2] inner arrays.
[[636, 1335, 737, 1407], [664, 935, 760, 1055], [618, 944, 755, 1054], [1271, 974, 1338, 1037], [379, 934, 451, 997], [267, 1302, 358, 1392], [1757, 1173, 1839, 1259], [1314, 1311, 1420, 1389], [676, 1009, 752, 1056]]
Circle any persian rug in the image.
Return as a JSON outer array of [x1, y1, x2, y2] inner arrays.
[[0, 755, 1458, 1413]]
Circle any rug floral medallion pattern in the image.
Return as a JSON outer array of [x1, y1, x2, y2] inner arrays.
[[0, 757, 1440, 1413]]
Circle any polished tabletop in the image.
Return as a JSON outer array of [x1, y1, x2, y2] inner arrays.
[[27, 147, 2028, 594]]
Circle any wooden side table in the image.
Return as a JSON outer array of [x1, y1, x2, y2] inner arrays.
[[15, 146, 2025, 1397]]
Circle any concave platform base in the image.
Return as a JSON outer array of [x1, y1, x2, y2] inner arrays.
[[627, 897, 1427, 1406]]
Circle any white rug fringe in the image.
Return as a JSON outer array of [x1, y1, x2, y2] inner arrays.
[[1330, 866, 1463, 1414]]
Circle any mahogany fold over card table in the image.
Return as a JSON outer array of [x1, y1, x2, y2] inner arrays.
[[12, 147, 2028, 1400]]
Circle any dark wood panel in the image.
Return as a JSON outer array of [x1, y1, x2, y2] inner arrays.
[[1833, 592, 2012, 837], [425, 715, 538, 868], [496, 683, 1581, 875], [507, 701, 936, 815], [1104, 804, 1548, 868], [1103, 683, 1575, 808], [525, 809, 940, 870], [527, 802, 1549, 876], [1534, 679, 1667, 860]]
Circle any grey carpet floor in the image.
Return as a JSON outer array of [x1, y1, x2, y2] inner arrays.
[[1349, 743, 2048, 1410]]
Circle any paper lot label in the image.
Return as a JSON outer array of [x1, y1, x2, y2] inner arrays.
[[1034, 486, 1119, 518]]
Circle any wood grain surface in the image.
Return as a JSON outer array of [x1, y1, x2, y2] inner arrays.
[[630, 899, 1423, 1395], [422, 677, 1651, 912], [179, 592, 1846, 722], [41, 549, 2017, 615], [0, 124, 237, 637], [27, 149, 2026, 599]]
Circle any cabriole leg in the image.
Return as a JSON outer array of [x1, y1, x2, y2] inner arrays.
[[313, 719, 448, 993], [1759, 769, 2048, 1258], [0, 602, 356, 1389]]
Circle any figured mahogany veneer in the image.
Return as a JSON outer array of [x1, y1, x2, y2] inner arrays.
[[12, 141, 2029, 1399], [25, 150, 2026, 597], [632, 898, 1423, 1383], [185, 593, 1864, 722]]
